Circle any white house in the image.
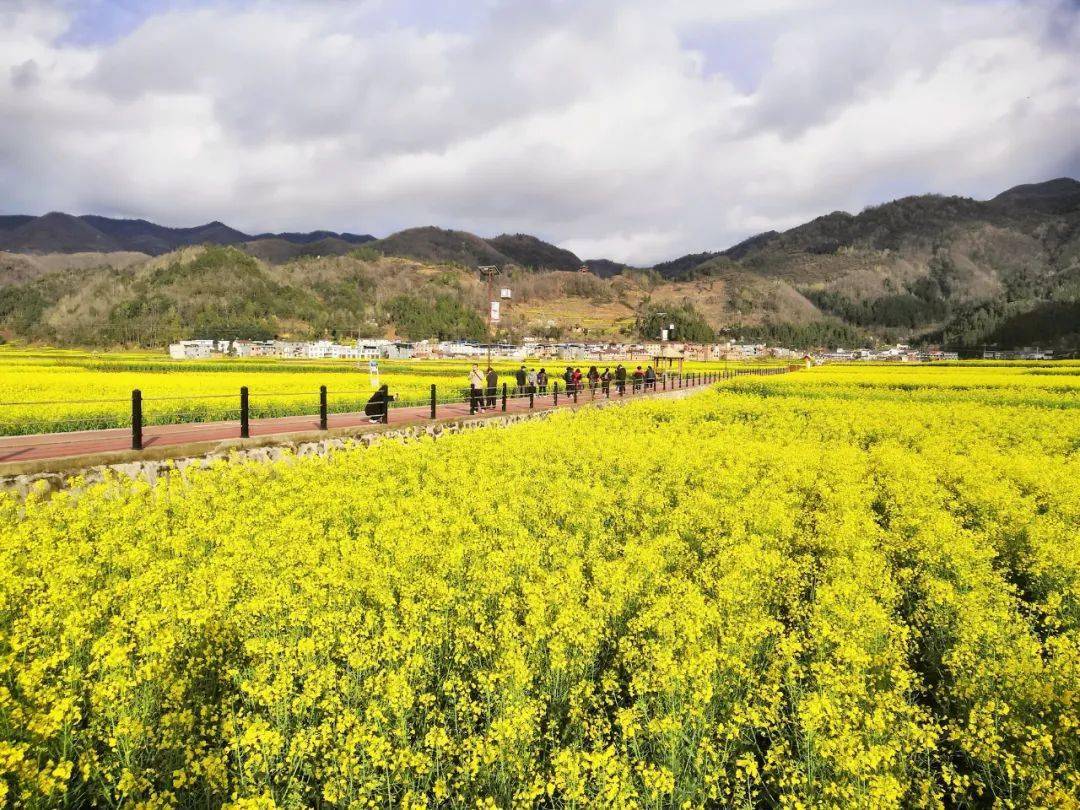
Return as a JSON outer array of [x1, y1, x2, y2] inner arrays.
[[304, 340, 335, 359], [382, 342, 415, 359], [168, 341, 212, 360], [274, 341, 307, 359]]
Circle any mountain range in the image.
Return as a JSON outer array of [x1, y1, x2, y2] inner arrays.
[[1, 177, 1078, 350], [0, 212, 376, 256]]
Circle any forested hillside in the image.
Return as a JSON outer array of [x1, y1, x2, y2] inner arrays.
[[655, 178, 1080, 349], [1, 178, 1077, 349]]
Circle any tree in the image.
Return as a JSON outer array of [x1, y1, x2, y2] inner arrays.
[[635, 302, 716, 343]]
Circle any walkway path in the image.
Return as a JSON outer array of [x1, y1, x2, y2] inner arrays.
[[0, 380, 712, 465]]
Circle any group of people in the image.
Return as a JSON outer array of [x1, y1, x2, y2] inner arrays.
[[368, 361, 668, 420], [468, 362, 660, 411]]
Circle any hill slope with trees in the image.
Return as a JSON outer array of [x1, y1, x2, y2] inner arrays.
[[1, 178, 1076, 349]]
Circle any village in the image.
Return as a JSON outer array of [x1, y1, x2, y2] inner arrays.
[[163, 337, 1046, 364]]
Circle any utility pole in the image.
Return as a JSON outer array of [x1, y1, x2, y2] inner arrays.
[[478, 265, 502, 368]]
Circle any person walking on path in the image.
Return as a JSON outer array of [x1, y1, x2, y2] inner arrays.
[[515, 365, 528, 396], [615, 364, 627, 395], [537, 368, 548, 394], [587, 366, 600, 392], [632, 366, 644, 393], [485, 366, 498, 408], [364, 384, 393, 423], [469, 364, 486, 412], [527, 368, 538, 394], [572, 368, 583, 395], [600, 367, 612, 394], [645, 365, 656, 391], [563, 366, 573, 393]]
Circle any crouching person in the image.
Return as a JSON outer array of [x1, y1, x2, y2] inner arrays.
[[365, 384, 393, 423]]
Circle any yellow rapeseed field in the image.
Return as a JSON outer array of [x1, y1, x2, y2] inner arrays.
[[0, 347, 754, 435], [1, 363, 1078, 807]]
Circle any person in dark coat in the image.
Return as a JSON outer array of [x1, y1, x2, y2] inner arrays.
[[485, 366, 498, 408], [364, 384, 392, 423], [537, 368, 548, 394], [645, 365, 656, 391], [615, 364, 627, 394], [515, 365, 528, 395], [600, 367, 612, 394], [563, 366, 573, 392], [632, 366, 644, 392], [587, 366, 600, 391]]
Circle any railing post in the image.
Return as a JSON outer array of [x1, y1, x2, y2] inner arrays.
[[430, 384, 437, 419], [554, 382, 559, 406], [529, 389, 534, 409], [384, 390, 391, 423], [131, 389, 143, 450], [502, 382, 508, 411], [573, 385, 578, 404], [319, 385, 328, 430], [240, 386, 249, 438]]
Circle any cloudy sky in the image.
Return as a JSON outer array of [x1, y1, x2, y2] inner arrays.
[[1, 0, 1078, 263]]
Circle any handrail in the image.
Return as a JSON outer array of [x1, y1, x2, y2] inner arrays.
[[0, 365, 802, 453]]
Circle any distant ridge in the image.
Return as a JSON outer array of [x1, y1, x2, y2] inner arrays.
[[990, 177, 1080, 213], [242, 236, 359, 263], [0, 177, 1077, 351], [251, 229, 375, 246], [3, 177, 1078, 267], [0, 213, 376, 256], [486, 233, 582, 271], [0, 212, 122, 253], [368, 226, 512, 267]]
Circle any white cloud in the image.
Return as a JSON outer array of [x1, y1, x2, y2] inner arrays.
[[0, 0, 1077, 263]]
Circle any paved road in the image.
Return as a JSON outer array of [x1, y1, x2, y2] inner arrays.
[[0, 380, 707, 464]]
